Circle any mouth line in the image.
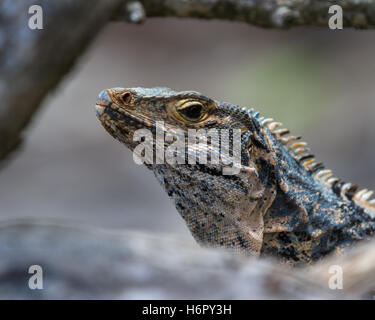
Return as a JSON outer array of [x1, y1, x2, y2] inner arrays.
[[95, 101, 111, 107], [96, 104, 156, 131]]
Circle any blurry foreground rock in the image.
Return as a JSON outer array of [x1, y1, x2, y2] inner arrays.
[[0, 219, 374, 299]]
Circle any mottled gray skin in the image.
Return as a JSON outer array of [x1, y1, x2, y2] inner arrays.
[[95, 87, 375, 264]]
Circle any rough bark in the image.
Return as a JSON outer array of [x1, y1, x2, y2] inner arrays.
[[1, 219, 375, 299], [139, 0, 375, 29], [0, 220, 331, 299]]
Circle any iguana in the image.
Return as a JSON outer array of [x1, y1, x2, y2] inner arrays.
[[95, 87, 375, 264]]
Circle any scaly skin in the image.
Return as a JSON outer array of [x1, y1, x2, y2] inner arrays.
[[95, 87, 375, 264]]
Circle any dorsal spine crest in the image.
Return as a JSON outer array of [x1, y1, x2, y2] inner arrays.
[[245, 106, 375, 213]]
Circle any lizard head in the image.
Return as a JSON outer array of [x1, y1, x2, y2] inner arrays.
[[95, 87, 219, 152], [95, 87, 278, 255]]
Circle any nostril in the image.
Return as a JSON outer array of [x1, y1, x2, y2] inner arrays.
[[97, 89, 111, 106], [121, 92, 132, 104], [98, 90, 108, 101]]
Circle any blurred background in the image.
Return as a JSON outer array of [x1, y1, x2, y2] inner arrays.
[[0, 19, 374, 244]]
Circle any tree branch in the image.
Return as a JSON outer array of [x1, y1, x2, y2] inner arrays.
[[0, 0, 123, 165], [138, 0, 375, 29], [0, 220, 335, 299], [1, 219, 375, 299]]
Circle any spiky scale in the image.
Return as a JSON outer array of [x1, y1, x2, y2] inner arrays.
[[362, 190, 374, 201], [273, 128, 290, 137], [280, 135, 300, 145], [268, 122, 282, 131], [290, 141, 308, 149]]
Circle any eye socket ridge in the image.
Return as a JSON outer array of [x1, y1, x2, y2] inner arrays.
[[175, 100, 206, 122]]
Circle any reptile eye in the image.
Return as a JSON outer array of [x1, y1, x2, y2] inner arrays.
[[175, 101, 206, 122], [180, 104, 202, 120], [121, 92, 132, 104]]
